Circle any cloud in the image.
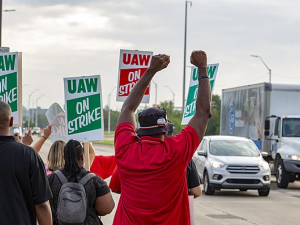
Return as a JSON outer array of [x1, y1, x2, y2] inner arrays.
[[3, 0, 300, 111]]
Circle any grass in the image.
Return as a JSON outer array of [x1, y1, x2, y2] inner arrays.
[[93, 140, 114, 145], [104, 131, 115, 135]]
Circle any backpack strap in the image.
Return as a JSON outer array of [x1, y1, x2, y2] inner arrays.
[[54, 170, 68, 184], [79, 172, 96, 186]]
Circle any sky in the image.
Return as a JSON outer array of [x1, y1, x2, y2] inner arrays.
[[3, 0, 300, 111]]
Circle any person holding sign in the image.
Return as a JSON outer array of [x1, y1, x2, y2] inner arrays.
[[0, 100, 53, 225], [113, 51, 211, 225]]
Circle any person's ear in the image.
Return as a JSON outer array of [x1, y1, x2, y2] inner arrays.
[[9, 117, 13, 127], [164, 132, 168, 138]]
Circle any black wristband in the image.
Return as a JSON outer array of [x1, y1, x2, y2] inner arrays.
[[42, 136, 47, 140], [198, 75, 209, 80]]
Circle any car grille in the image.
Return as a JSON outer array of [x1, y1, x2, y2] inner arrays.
[[226, 179, 260, 184], [226, 165, 260, 174]]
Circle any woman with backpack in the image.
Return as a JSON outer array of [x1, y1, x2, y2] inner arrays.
[[48, 139, 115, 225]]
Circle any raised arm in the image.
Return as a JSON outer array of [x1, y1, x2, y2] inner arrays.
[[188, 50, 212, 140], [32, 126, 51, 153], [89, 143, 96, 166], [22, 129, 33, 145], [117, 54, 170, 126]]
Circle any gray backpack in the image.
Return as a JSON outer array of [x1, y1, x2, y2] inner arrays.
[[54, 170, 96, 225]]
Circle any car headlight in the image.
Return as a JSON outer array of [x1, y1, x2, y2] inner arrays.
[[211, 161, 225, 168], [286, 155, 300, 160], [259, 163, 269, 170]]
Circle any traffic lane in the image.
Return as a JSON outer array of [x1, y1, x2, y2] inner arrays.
[[33, 137, 300, 224], [195, 179, 300, 225]]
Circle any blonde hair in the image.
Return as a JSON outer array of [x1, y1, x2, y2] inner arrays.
[[47, 140, 66, 171]]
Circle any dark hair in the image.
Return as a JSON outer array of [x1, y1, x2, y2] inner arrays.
[[64, 139, 84, 174]]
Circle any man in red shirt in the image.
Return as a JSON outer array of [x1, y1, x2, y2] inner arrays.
[[113, 51, 211, 225]]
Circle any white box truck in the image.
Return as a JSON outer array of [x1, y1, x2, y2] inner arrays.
[[220, 82, 300, 188]]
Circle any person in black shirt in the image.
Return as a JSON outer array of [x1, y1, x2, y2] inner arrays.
[[0, 100, 53, 225], [186, 159, 202, 198], [167, 121, 202, 198]]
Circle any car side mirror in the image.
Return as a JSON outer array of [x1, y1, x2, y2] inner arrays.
[[197, 150, 207, 157], [261, 151, 268, 158], [265, 120, 270, 130]]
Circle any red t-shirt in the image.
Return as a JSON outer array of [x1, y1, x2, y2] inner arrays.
[[113, 123, 200, 225], [90, 155, 116, 179]]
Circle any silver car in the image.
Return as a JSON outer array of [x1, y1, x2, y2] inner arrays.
[[193, 136, 271, 196]]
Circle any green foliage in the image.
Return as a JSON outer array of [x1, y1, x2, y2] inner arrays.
[[103, 105, 120, 132], [157, 101, 184, 135], [205, 94, 221, 135]]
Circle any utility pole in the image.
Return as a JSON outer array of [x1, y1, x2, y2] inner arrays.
[[108, 87, 116, 134], [182, 1, 192, 111], [28, 89, 38, 130], [251, 55, 272, 82], [0, 0, 16, 47], [0, 0, 2, 47], [35, 94, 45, 127], [152, 80, 157, 106]]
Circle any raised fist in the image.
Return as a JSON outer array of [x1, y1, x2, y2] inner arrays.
[[148, 54, 170, 73], [190, 50, 207, 69]]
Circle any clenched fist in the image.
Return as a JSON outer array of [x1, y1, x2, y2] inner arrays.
[[190, 50, 207, 69], [148, 54, 170, 73]]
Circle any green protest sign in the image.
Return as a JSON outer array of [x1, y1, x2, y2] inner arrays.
[[0, 52, 22, 126], [181, 63, 219, 125], [64, 75, 103, 142]]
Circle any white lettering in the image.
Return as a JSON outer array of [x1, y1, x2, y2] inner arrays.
[[68, 107, 101, 134], [0, 76, 7, 93]]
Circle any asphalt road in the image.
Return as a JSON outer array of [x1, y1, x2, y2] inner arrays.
[[34, 136, 300, 225]]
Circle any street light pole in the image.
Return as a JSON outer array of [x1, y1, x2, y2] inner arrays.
[[165, 85, 175, 107], [35, 94, 45, 127], [28, 89, 38, 130], [108, 87, 116, 134], [182, 1, 192, 112], [152, 80, 157, 106], [0, 0, 2, 47], [251, 55, 272, 82], [0, 0, 16, 47]]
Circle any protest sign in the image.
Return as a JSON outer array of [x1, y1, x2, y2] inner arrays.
[[64, 75, 103, 142], [0, 52, 22, 126], [117, 49, 153, 103], [45, 102, 67, 143], [181, 64, 219, 125]]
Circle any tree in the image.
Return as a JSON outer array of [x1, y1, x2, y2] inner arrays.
[[158, 101, 184, 135], [103, 105, 120, 132], [205, 94, 221, 135]]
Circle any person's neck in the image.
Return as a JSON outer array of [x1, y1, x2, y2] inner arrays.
[[151, 133, 166, 140], [0, 128, 10, 136]]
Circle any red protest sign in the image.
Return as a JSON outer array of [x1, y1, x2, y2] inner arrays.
[[117, 50, 153, 103]]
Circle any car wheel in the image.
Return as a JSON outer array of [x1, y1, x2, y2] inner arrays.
[[276, 159, 290, 188], [239, 188, 247, 191], [289, 174, 296, 183], [258, 187, 270, 196], [203, 171, 215, 195]]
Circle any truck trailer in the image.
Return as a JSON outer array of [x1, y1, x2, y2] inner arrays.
[[220, 82, 300, 188]]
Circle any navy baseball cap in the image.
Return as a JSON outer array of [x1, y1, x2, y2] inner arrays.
[[136, 107, 173, 136]]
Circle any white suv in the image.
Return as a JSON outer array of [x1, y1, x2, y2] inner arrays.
[[193, 136, 271, 196]]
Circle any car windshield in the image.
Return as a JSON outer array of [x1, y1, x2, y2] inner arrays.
[[209, 140, 260, 157], [282, 118, 300, 137]]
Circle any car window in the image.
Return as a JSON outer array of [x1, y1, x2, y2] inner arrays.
[[209, 140, 260, 157], [201, 139, 207, 153]]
